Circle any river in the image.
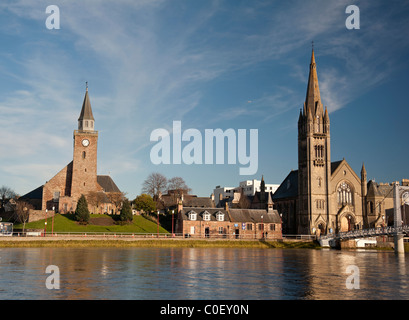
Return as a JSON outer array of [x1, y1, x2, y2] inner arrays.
[[0, 247, 407, 300]]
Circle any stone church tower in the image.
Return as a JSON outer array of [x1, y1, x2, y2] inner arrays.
[[297, 49, 331, 235], [71, 86, 101, 200], [21, 85, 122, 215]]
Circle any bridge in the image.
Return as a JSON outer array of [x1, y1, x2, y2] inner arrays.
[[318, 225, 409, 250], [319, 183, 409, 254]]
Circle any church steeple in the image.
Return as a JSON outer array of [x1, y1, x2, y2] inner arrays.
[[305, 47, 324, 118], [78, 83, 95, 132]]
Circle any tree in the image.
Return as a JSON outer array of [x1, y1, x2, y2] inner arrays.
[[0, 185, 17, 201], [141, 172, 167, 200], [119, 199, 133, 222], [75, 194, 90, 224], [133, 194, 156, 213], [14, 200, 33, 234], [167, 176, 191, 194], [107, 191, 126, 214], [86, 191, 107, 214]]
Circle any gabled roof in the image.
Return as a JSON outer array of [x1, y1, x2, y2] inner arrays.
[[180, 207, 227, 221], [272, 170, 298, 200], [20, 185, 44, 200], [97, 175, 121, 193], [229, 209, 281, 224]]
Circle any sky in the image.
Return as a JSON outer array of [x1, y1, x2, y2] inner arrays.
[[0, 0, 409, 200]]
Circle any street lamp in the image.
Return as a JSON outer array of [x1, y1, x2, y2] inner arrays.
[[44, 209, 48, 237], [171, 209, 174, 237], [52, 206, 55, 236], [157, 210, 159, 238]]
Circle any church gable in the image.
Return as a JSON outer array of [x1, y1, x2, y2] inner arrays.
[[42, 161, 73, 210], [330, 159, 361, 190]]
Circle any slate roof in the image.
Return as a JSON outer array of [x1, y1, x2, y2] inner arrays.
[[229, 209, 281, 223], [180, 207, 281, 224], [180, 207, 227, 221], [97, 175, 121, 193], [78, 89, 94, 121], [272, 170, 298, 200], [20, 185, 44, 200], [366, 180, 393, 198]]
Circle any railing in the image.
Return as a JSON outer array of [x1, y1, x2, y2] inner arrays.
[[2, 231, 309, 241], [320, 225, 409, 241]]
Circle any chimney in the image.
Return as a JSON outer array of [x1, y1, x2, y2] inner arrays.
[[224, 201, 229, 211]]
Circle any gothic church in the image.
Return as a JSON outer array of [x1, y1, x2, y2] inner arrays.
[[273, 49, 368, 235]]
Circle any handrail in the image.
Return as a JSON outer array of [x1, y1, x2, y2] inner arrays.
[[320, 225, 409, 241]]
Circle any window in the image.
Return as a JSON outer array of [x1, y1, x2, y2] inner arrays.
[[338, 182, 353, 205], [258, 224, 264, 231], [203, 211, 211, 221], [216, 211, 224, 222], [188, 211, 197, 221], [218, 227, 224, 234], [85, 120, 88, 128], [82, 151, 86, 159], [247, 223, 253, 231], [53, 191, 60, 202], [316, 199, 325, 209], [270, 224, 275, 231]]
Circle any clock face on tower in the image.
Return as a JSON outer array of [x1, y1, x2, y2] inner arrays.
[[82, 139, 90, 147]]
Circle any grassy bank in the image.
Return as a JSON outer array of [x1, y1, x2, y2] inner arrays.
[[0, 239, 322, 249], [13, 213, 168, 234]]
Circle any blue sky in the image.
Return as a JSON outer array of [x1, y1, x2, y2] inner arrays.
[[1, 0, 409, 199]]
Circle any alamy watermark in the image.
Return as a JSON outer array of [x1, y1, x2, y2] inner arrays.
[[345, 5, 360, 30], [45, 265, 60, 290], [345, 265, 360, 289], [150, 121, 258, 175]]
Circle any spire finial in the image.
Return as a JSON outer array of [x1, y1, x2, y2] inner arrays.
[[86, 81, 88, 91], [312, 40, 314, 51]]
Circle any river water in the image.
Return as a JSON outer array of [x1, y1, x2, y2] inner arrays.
[[0, 247, 407, 300]]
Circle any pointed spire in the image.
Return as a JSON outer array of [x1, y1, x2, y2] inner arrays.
[[78, 83, 95, 131], [305, 47, 323, 119], [324, 106, 330, 122], [361, 162, 367, 177]]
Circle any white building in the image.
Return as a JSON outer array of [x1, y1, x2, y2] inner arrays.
[[239, 179, 279, 196], [213, 178, 279, 206]]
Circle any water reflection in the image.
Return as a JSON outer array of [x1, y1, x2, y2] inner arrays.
[[0, 247, 408, 300]]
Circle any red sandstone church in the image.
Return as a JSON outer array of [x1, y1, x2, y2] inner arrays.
[[21, 86, 123, 215]]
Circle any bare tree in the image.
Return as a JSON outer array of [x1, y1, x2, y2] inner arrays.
[[106, 192, 127, 214], [167, 177, 191, 194], [141, 172, 168, 201], [86, 191, 107, 214], [14, 201, 33, 234], [167, 177, 192, 203], [0, 186, 17, 201]]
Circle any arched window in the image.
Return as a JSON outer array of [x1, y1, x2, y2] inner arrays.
[[82, 151, 86, 159], [338, 182, 353, 205]]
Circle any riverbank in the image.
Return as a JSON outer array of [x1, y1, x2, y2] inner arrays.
[[0, 238, 321, 249]]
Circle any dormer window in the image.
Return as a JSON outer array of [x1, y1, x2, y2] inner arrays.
[[203, 211, 211, 221], [188, 211, 197, 221], [216, 211, 224, 222]]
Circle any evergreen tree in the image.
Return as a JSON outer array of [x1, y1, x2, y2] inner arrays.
[[75, 194, 90, 224], [119, 199, 133, 222]]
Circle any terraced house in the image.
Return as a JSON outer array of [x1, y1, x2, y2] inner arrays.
[[176, 193, 282, 239]]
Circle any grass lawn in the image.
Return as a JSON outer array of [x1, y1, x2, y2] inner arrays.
[[13, 214, 169, 234]]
